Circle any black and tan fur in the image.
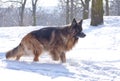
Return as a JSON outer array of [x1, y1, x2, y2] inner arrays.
[[6, 18, 86, 63]]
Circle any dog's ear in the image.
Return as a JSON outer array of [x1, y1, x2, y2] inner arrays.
[[71, 18, 77, 27], [78, 19, 83, 26]]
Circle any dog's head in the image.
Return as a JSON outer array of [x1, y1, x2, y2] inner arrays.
[[70, 18, 86, 38]]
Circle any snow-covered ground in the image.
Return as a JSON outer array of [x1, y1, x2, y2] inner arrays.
[[0, 16, 120, 81]]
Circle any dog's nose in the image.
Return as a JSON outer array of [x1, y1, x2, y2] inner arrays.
[[75, 32, 86, 38], [80, 32, 86, 38]]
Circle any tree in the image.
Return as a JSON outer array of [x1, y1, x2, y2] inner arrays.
[[109, 0, 120, 16], [91, 0, 104, 26], [105, 0, 109, 16], [19, 0, 27, 26], [32, 0, 38, 26], [1, 0, 27, 26], [81, 0, 90, 19], [116, 0, 120, 15], [66, 0, 70, 24], [61, 0, 82, 24], [70, 0, 73, 21]]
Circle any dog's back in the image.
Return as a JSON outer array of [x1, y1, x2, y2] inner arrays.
[[31, 27, 59, 44]]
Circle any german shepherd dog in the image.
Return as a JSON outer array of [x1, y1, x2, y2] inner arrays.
[[6, 18, 86, 63]]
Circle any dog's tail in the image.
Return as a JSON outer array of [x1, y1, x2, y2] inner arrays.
[[6, 43, 23, 60]]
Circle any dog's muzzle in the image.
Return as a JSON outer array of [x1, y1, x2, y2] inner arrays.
[[75, 32, 86, 38]]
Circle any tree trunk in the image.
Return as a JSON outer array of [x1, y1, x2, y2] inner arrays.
[[66, 0, 70, 24], [105, 0, 109, 16], [70, 0, 74, 22], [19, 0, 27, 26], [81, 0, 90, 19], [32, 0, 38, 26], [19, 7, 24, 26], [116, 1, 120, 15], [91, 0, 104, 26]]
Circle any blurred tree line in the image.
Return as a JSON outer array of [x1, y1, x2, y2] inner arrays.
[[0, 0, 119, 27]]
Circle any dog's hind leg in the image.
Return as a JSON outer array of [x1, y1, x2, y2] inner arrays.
[[15, 44, 24, 61], [16, 54, 23, 60], [33, 53, 40, 61], [50, 50, 60, 61], [60, 52, 66, 63], [33, 48, 43, 62], [33, 44, 43, 62]]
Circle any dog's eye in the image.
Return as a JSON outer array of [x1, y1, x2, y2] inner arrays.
[[72, 29, 76, 34]]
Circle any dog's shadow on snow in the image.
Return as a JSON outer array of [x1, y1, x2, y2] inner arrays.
[[4, 59, 75, 78], [0, 52, 74, 78]]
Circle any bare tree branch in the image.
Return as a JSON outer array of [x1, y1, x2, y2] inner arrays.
[[80, 0, 85, 7], [2, 0, 22, 4]]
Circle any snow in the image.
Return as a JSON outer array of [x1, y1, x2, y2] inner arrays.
[[0, 16, 120, 81]]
